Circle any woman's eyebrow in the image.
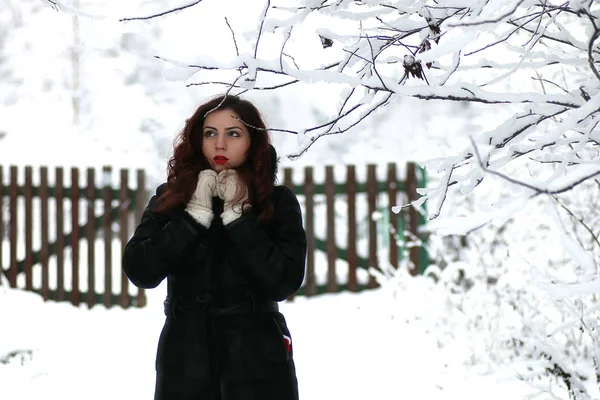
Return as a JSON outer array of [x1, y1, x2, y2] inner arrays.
[[203, 125, 242, 130]]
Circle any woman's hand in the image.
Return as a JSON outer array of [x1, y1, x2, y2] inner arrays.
[[217, 169, 250, 225], [185, 169, 218, 228]]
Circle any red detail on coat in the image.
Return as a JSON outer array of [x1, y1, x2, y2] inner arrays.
[[283, 335, 291, 352]]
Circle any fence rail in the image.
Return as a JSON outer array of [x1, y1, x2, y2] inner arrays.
[[1, 162, 427, 308]]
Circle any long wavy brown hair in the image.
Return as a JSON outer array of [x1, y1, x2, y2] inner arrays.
[[153, 94, 276, 223]]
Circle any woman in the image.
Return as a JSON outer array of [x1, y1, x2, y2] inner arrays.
[[122, 94, 307, 400]]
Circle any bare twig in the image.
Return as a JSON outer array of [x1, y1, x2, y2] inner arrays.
[[401, 91, 579, 109], [283, 53, 300, 70], [522, 0, 550, 47], [272, 2, 329, 11], [465, 13, 538, 56], [506, 20, 587, 51], [280, 27, 294, 71], [531, 76, 570, 94], [224, 17, 239, 57], [305, 103, 363, 134], [119, 0, 206, 22], [585, 10, 600, 82], [204, 74, 246, 117], [187, 79, 299, 90], [366, 36, 389, 91], [154, 55, 220, 71], [287, 92, 393, 160], [45, 0, 59, 11], [553, 196, 600, 250], [184, 60, 339, 89], [341, 48, 373, 66], [230, 117, 297, 135], [254, 0, 270, 60], [234, 101, 365, 143]]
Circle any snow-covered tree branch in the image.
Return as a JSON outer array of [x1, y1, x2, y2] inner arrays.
[[129, 0, 599, 219]]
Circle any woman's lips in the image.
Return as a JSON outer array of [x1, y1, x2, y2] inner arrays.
[[214, 156, 228, 165]]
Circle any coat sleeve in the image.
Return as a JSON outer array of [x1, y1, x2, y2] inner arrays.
[[122, 183, 209, 289], [225, 185, 307, 301]]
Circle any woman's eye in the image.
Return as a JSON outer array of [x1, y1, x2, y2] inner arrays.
[[204, 131, 216, 137], [228, 131, 240, 138]]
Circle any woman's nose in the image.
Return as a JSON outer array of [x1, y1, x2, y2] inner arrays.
[[216, 133, 226, 150]]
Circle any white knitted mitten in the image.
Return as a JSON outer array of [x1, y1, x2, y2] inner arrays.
[[185, 169, 218, 228], [217, 169, 250, 225]]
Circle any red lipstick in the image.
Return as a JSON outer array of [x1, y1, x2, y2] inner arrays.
[[214, 156, 229, 165]]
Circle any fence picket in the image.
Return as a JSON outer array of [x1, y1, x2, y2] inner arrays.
[[40, 167, 49, 300], [119, 169, 129, 309], [135, 169, 146, 308], [9, 166, 17, 288], [103, 166, 112, 308], [303, 167, 316, 297], [86, 168, 96, 308], [346, 165, 357, 292], [56, 167, 65, 301], [367, 164, 378, 289], [25, 167, 33, 290], [71, 168, 80, 306], [387, 163, 399, 269], [406, 162, 419, 276], [325, 166, 337, 293], [283, 168, 295, 300]]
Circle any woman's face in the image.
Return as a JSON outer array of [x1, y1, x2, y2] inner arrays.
[[201, 108, 251, 172]]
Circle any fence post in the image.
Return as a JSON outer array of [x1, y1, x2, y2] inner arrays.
[[303, 167, 316, 297], [86, 168, 96, 308], [406, 162, 420, 276], [40, 167, 50, 301], [9, 166, 18, 288], [346, 165, 358, 292], [71, 168, 80, 306], [325, 166, 337, 293]]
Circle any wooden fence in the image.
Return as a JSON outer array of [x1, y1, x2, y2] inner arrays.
[[0, 165, 146, 308], [0, 162, 427, 308], [284, 162, 428, 296]]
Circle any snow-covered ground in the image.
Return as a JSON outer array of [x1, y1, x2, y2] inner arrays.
[[1, 274, 536, 400]]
